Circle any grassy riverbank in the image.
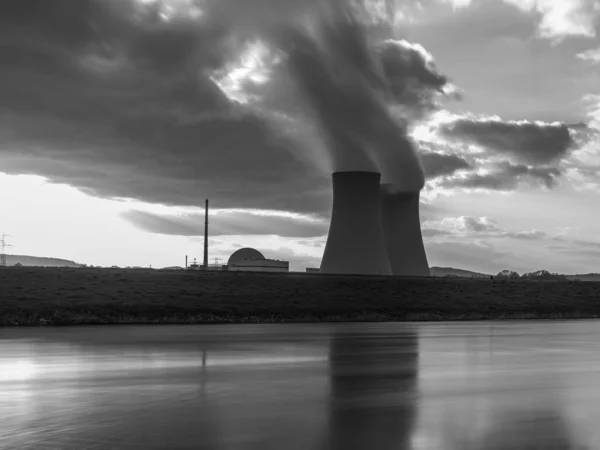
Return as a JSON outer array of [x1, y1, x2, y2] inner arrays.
[[1, 267, 599, 326]]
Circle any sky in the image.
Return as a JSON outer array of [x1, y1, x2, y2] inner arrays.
[[0, 0, 599, 274]]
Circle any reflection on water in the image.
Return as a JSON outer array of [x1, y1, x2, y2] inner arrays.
[[326, 329, 418, 450], [413, 322, 600, 450], [472, 404, 579, 450], [1, 322, 600, 449], [436, 394, 582, 450]]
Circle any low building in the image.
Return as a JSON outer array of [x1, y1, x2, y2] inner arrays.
[[187, 258, 201, 270], [227, 248, 289, 273]]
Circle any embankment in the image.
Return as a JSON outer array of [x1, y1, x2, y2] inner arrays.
[[1, 268, 599, 326]]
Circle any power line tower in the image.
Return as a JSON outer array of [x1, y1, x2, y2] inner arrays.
[[1, 234, 12, 268], [203, 199, 209, 270]]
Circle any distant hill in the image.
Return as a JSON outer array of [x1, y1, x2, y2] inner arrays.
[[4, 254, 81, 268], [430, 267, 600, 281], [430, 266, 490, 278]]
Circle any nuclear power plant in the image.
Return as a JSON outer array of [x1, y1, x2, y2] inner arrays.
[[380, 185, 430, 277], [320, 172, 392, 276], [320, 171, 430, 277]]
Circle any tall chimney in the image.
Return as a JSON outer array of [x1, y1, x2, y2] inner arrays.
[[185, 255, 188, 269], [380, 185, 430, 276], [203, 199, 209, 269], [320, 171, 392, 275]]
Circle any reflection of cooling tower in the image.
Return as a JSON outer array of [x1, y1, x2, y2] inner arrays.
[[326, 328, 419, 450], [380, 186, 430, 277], [320, 172, 392, 275]]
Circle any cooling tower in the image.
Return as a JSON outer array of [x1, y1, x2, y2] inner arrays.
[[320, 171, 392, 275], [380, 185, 430, 277]]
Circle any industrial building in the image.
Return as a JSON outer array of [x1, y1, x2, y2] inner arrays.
[[319, 171, 430, 277], [320, 171, 392, 275], [380, 185, 430, 277], [227, 248, 289, 273], [185, 199, 289, 273]]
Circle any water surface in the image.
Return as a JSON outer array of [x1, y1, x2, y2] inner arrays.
[[1, 321, 600, 449]]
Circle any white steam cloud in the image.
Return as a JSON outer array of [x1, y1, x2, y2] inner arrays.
[[203, 0, 433, 191]]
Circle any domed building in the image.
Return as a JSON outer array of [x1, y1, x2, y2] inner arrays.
[[227, 247, 289, 273], [228, 248, 266, 266]]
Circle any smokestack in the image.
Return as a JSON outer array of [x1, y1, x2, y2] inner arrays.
[[320, 171, 392, 275], [185, 255, 188, 269], [203, 199, 209, 269], [380, 186, 430, 276]]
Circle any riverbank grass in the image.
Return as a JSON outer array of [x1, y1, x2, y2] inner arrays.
[[1, 268, 599, 326]]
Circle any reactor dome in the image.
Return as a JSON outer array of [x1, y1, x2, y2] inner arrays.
[[228, 248, 266, 266]]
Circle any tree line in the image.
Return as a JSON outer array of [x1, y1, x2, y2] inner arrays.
[[494, 269, 568, 280]]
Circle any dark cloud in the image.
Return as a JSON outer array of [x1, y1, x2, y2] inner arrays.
[[123, 209, 328, 238], [258, 5, 428, 190], [443, 162, 561, 191], [419, 151, 470, 179], [378, 39, 450, 116], [1, 0, 329, 212], [0, 0, 450, 212], [440, 118, 575, 165], [1, 110, 331, 211]]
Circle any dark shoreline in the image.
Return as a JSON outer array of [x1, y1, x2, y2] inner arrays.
[[1, 267, 599, 326]]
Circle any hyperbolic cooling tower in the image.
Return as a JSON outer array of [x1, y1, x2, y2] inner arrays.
[[320, 171, 392, 275], [380, 185, 430, 276]]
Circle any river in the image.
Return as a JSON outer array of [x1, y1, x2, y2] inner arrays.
[[1, 321, 599, 449]]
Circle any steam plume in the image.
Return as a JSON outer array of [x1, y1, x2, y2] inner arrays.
[[210, 0, 427, 192]]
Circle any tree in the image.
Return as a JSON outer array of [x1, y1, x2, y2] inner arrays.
[[495, 270, 520, 279], [521, 270, 567, 280]]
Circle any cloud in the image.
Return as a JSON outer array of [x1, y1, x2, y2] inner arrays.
[[240, 5, 438, 191], [577, 47, 600, 63], [1, 0, 330, 212], [439, 117, 576, 165], [377, 39, 453, 117], [559, 95, 600, 189], [0, 0, 453, 212], [419, 151, 471, 179], [414, 112, 590, 195], [503, 0, 600, 40], [122, 209, 329, 238], [425, 216, 502, 234], [441, 0, 474, 8], [423, 215, 549, 240], [443, 162, 561, 190], [422, 215, 600, 273], [440, 0, 600, 40], [584, 94, 600, 130]]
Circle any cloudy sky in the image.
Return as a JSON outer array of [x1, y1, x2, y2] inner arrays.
[[1, 0, 599, 274]]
